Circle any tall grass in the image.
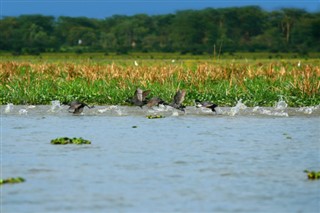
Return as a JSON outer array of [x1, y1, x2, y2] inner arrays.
[[1, 59, 319, 106]]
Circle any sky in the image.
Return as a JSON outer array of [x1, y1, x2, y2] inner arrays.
[[1, 0, 319, 19]]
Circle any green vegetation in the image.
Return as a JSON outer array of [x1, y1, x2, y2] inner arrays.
[[0, 56, 319, 107], [50, 137, 91, 145], [0, 177, 25, 185], [146, 115, 165, 119], [304, 170, 320, 180], [0, 7, 319, 55]]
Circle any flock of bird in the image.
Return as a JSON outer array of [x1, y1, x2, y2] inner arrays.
[[67, 88, 218, 114]]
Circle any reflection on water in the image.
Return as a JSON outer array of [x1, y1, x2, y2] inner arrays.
[[1, 102, 320, 213]]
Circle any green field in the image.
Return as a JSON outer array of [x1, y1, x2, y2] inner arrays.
[[1, 53, 319, 107]]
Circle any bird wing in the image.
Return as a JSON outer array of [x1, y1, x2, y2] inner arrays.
[[68, 103, 82, 110], [135, 88, 143, 102], [142, 90, 151, 100], [174, 90, 186, 105]]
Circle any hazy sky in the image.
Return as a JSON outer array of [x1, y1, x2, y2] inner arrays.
[[1, 0, 319, 18]]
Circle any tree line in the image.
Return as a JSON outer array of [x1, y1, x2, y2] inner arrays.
[[0, 6, 319, 55]]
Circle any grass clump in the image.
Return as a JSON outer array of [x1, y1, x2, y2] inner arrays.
[[0, 58, 319, 107], [50, 137, 91, 145], [0, 177, 25, 185], [146, 115, 165, 119], [304, 170, 320, 180]]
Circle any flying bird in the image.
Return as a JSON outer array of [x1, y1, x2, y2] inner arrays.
[[127, 88, 151, 108], [67, 100, 94, 114], [146, 97, 167, 108], [170, 90, 186, 112], [195, 100, 218, 112]]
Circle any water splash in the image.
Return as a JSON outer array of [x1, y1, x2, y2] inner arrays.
[[98, 105, 118, 113], [50, 100, 61, 112], [172, 111, 179, 116], [19, 109, 28, 115], [275, 99, 288, 110], [148, 104, 169, 113], [261, 109, 288, 117], [115, 108, 126, 116], [297, 106, 316, 115], [5, 103, 14, 113], [229, 99, 247, 116]]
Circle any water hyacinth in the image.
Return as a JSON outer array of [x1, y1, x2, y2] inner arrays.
[[50, 137, 91, 145], [0, 177, 25, 185]]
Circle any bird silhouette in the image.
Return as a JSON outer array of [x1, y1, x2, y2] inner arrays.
[[146, 97, 167, 108], [67, 101, 94, 114], [195, 100, 218, 112], [170, 90, 186, 112], [127, 88, 151, 108]]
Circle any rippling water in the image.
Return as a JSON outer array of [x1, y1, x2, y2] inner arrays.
[[2, 103, 320, 213]]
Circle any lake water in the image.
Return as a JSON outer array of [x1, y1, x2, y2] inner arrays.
[[1, 103, 320, 213]]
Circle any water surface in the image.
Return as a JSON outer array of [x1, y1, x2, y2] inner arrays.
[[2, 104, 320, 212]]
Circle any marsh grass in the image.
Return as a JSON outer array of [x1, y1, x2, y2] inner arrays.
[[1, 59, 319, 106]]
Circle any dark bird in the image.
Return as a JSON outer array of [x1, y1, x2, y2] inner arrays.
[[146, 97, 167, 108], [67, 100, 94, 114], [127, 88, 151, 108], [170, 90, 186, 112], [195, 100, 218, 112]]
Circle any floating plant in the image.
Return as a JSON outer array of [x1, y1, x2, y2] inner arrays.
[[50, 137, 91, 145], [146, 115, 165, 119], [0, 177, 25, 185], [304, 170, 320, 180]]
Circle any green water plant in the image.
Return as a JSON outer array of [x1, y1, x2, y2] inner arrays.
[[0, 177, 25, 185], [50, 137, 91, 145], [146, 115, 165, 119], [1, 59, 319, 107], [304, 170, 320, 180]]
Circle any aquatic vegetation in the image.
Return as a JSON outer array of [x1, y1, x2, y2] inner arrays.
[[0, 177, 25, 185], [50, 137, 91, 145], [146, 115, 165, 119], [0, 58, 319, 107], [304, 170, 320, 180]]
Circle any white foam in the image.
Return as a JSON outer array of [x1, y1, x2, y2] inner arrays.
[[98, 105, 118, 113], [5, 103, 14, 113], [19, 109, 28, 115], [229, 99, 247, 116], [172, 111, 179, 116], [298, 106, 314, 115], [50, 100, 61, 112], [275, 100, 287, 110]]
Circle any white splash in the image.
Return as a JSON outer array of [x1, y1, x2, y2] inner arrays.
[[298, 106, 315, 115], [27, 105, 36, 109], [19, 109, 28, 115], [172, 111, 179, 116], [50, 100, 61, 112], [229, 99, 247, 116], [115, 108, 125, 116], [275, 99, 287, 110], [260, 109, 288, 117], [5, 103, 14, 113], [98, 105, 118, 113]]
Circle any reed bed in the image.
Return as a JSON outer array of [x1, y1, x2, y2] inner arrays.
[[1, 60, 319, 106]]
